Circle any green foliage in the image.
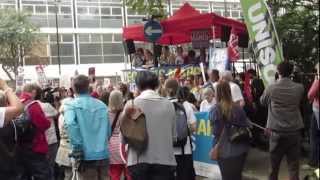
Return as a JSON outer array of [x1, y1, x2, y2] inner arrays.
[[125, 0, 167, 18], [0, 8, 38, 80], [268, 0, 319, 72]]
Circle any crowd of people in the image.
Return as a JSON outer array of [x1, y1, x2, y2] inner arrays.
[[133, 46, 208, 68], [0, 61, 318, 180]]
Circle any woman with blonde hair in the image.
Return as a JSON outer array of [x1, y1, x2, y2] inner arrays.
[[108, 90, 131, 180], [209, 81, 250, 180]]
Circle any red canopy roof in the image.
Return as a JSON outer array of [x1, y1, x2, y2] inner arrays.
[[122, 3, 247, 45]]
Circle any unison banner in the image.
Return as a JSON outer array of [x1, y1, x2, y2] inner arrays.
[[240, 0, 284, 85], [192, 112, 221, 179]]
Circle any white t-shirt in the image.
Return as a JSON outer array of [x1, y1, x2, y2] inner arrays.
[[229, 82, 244, 102], [173, 101, 197, 155], [175, 55, 184, 65], [0, 107, 5, 128], [212, 81, 244, 103], [40, 102, 58, 145], [200, 99, 216, 112]]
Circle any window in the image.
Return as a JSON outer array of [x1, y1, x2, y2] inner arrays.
[[101, 7, 110, 15], [50, 44, 74, 56], [52, 57, 75, 65], [103, 43, 123, 55], [48, 6, 56, 14], [3, 5, 15, 9], [80, 44, 102, 55], [50, 34, 60, 43], [79, 34, 89, 42], [126, 8, 136, 15], [104, 55, 124, 63], [89, 7, 99, 15], [78, 15, 100, 28], [23, 5, 34, 13], [214, 10, 222, 16], [113, 34, 122, 42], [91, 34, 102, 42], [112, 7, 121, 15], [62, 34, 73, 42], [61, 6, 71, 14], [80, 56, 103, 64], [232, 10, 239, 18], [77, 7, 87, 14], [103, 34, 112, 42], [35, 6, 46, 13]]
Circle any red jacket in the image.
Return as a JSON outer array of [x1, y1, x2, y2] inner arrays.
[[27, 102, 51, 154]]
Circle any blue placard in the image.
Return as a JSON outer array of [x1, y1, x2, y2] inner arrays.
[[192, 112, 221, 178], [144, 20, 163, 42]]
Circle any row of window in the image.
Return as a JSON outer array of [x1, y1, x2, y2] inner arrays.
[[48, 33, 122, 43], [24, 33, 125, 65]]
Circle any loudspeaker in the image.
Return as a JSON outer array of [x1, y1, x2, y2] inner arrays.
[[239, 33, 249, 48], [124, 39, 136, 54], [153, 44, 162, 58], [221, 25, 231, 42]]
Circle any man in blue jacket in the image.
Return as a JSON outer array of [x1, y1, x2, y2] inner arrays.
[[64, 75, 111, 180]]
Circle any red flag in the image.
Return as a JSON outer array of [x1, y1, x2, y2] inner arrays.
[[228, 28, 240, 62], [244, 72, 253, 104]]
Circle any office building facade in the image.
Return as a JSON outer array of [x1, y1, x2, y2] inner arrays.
[[0, 0, 243, 80]]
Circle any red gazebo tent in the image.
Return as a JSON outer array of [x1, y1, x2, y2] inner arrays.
[[122, 3, 247, 45]]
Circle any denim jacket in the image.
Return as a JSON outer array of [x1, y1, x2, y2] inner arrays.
[[64, 94, 111, 161]]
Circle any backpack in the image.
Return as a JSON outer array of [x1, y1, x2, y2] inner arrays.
[[120, 101, 148, 154], [172, 102, 189, 148], [15, 101, 37, 146], [0, 101, 37, 172]]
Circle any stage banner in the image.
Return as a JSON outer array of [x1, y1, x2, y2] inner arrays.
[[16, 66, 25, 91], [208, 47, 229, 72], [192, 112, 221, 179], [125, 65, 202, 82], [240, 0, 284, 85]]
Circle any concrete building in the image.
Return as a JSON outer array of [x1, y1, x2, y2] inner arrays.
[[0, 0, 243, 81]]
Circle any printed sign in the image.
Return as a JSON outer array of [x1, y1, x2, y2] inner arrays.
[[16, 66, 24, 91], [35, 65, 48, 88], [240, 0, 284, 85], [191, 29, 211, 49], [209, 48, 229, 72], [88, 67, 96, 83], [192, 112, 221, 178]]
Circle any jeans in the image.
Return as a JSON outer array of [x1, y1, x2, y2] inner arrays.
[[17, 149, 50, 180], [269, 131, 301, 180], [175, 154, 196, 180], [128, 163, 175, 180], [218, 153, 247, 180], [77, 159, 109, 180], [48, 143, 59, 180], [309, 113, 320, 167]]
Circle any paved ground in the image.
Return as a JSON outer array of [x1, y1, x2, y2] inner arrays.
[[197, 148, 312, 180]]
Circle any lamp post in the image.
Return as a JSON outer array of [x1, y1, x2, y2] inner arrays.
[[54, 0, 61, 75]]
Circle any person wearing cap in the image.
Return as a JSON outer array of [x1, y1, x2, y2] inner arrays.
[[17, 83, 51, 180]]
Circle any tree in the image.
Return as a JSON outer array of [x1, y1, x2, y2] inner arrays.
[[125, 0, 166, 17], [0, 8, 38, 80], [268, 0, 319, 72]]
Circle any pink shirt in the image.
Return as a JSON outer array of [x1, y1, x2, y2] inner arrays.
[[308, 79, 319, 108]]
